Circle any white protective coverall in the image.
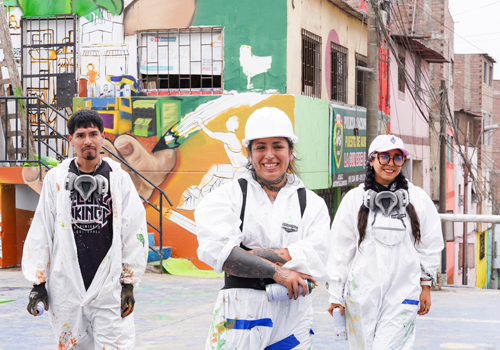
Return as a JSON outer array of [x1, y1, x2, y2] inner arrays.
[[195, 172, 330, 350], [22, 157, 148, 349], [327, 182, 444, 349]]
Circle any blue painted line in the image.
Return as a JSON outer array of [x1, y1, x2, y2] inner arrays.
[[225, 318, 273, 330], [264, 334, 300, 350], [402, 299, 419, 305]]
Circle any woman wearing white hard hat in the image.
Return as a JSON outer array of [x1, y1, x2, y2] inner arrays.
[[195, 107, 330, 349], [326, 134, 444, 349]]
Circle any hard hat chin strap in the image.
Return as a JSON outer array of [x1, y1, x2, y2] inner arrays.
[[363, 189, 409, 217]]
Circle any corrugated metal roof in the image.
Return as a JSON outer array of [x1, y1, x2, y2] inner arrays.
[[392, 35, 448, 63]]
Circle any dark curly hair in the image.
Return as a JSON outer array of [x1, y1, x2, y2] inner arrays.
[[68, 110, 104, 135]]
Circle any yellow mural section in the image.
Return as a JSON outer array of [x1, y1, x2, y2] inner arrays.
[[476, 230, 488, 289]]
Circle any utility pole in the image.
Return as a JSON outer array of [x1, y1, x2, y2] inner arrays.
[[439, 80, 447, 284], [462, 122, 470, 286], [366, 0, 379, 149]]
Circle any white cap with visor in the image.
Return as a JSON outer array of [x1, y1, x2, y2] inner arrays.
[[368, 134, 409, 157]]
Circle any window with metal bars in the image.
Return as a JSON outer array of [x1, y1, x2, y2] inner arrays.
[[331, 43, 348, 103], [301, 29, 322, 98], [137, 28, 223, 95], [398, 55, 405, 93], [355, 53, 367, 107], [316, 187, 335, 224]]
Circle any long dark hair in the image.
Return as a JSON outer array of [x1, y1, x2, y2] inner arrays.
[[357, 155, 421, 248], [245, 138, 299, 179]]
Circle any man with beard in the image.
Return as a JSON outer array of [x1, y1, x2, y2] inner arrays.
[[22, 110, 148, 349]]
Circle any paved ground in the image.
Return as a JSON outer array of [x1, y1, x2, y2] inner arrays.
[[1, 267, 500, 349]]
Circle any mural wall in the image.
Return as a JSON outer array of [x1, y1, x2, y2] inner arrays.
[[69, 94, 295, 269]]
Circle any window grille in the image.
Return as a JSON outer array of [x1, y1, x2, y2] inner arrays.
[[316, 187, 335, 224], [398, 55, 405, 93], [302, 29, 321, 98], [137, 28, 223, 96], [355, 53, 367, 107], [330, 42, 348, 103]]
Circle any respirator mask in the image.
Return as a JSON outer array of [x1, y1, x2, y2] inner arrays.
[[363, 189, 410, 216]]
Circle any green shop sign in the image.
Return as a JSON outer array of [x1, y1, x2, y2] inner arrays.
[[330, 104, 388, 187]]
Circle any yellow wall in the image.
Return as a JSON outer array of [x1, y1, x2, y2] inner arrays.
[[476, 230, 488, 289], [287, 0, 367, 104]]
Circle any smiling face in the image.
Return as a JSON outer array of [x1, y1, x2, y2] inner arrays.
[[248, 137, 293, 183], [370, 149, 403, 186], [68, 125, 105, 164]]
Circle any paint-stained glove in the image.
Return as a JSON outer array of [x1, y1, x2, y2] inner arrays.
[[27, 282, 49, 316], [121, 284, 135, 318]]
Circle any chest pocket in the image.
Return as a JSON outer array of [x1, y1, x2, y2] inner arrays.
[[237, 178, 306, 250], [371, 209, 407, 246]]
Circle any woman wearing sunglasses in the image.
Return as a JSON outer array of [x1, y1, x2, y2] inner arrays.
[[326, 135, 444, 349]]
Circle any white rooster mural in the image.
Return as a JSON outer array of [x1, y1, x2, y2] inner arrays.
[[239, 45, 272, 89]]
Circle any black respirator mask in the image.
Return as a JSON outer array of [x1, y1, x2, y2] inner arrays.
[[65, 173, 109, 230], [363, 189, 410, 216]]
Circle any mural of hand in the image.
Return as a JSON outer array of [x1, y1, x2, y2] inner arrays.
[[22, 166, 48, 195], [103, 135, 176, 200]]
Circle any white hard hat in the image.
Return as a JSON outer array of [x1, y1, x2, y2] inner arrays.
[[368, 134, 409, 157], [242, 107, 298, 147]]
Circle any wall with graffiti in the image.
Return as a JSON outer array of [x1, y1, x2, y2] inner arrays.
[[4, 0, 287, 164], [49, 94, 293, 268]]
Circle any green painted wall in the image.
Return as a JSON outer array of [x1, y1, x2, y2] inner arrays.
[[192, 0, 287, 93], [293, 95, 330, 190]]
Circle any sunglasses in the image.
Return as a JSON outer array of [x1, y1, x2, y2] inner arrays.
[[376, 153, 406, 167]]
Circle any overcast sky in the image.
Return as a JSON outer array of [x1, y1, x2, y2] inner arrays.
[[450, 0, 500, 79]]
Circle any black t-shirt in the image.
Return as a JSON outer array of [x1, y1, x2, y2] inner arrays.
[[69, 159, 113, 290]]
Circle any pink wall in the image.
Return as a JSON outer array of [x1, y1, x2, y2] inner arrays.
[[389, 48, 431, 195]]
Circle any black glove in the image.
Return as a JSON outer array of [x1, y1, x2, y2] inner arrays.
[[27, 283, 49, 316], [121, 284, 135, 318]]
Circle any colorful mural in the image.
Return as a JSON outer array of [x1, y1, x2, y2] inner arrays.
[[52, 94, 294, 269], [10, 0, 124, 17], [191, 0, 287, 93]]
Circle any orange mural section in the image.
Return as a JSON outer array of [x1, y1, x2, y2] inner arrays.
[[0, 167, 26, 185], [146, 94, 296, 269]]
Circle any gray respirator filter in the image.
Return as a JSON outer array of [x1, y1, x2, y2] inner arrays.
[[363, 189, 410, 216]]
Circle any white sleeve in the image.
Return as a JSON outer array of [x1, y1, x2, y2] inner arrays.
[[22, 170, 56, 285], [195, 183, 242, 273], [282, 192, 331, 281], [120, 172, 148, 285], [326, 189, 359, 306], [412, 187, 444, 281]]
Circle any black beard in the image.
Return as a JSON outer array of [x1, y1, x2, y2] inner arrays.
[[255, 172, 287, 192], [82, 152, 97, 161]]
